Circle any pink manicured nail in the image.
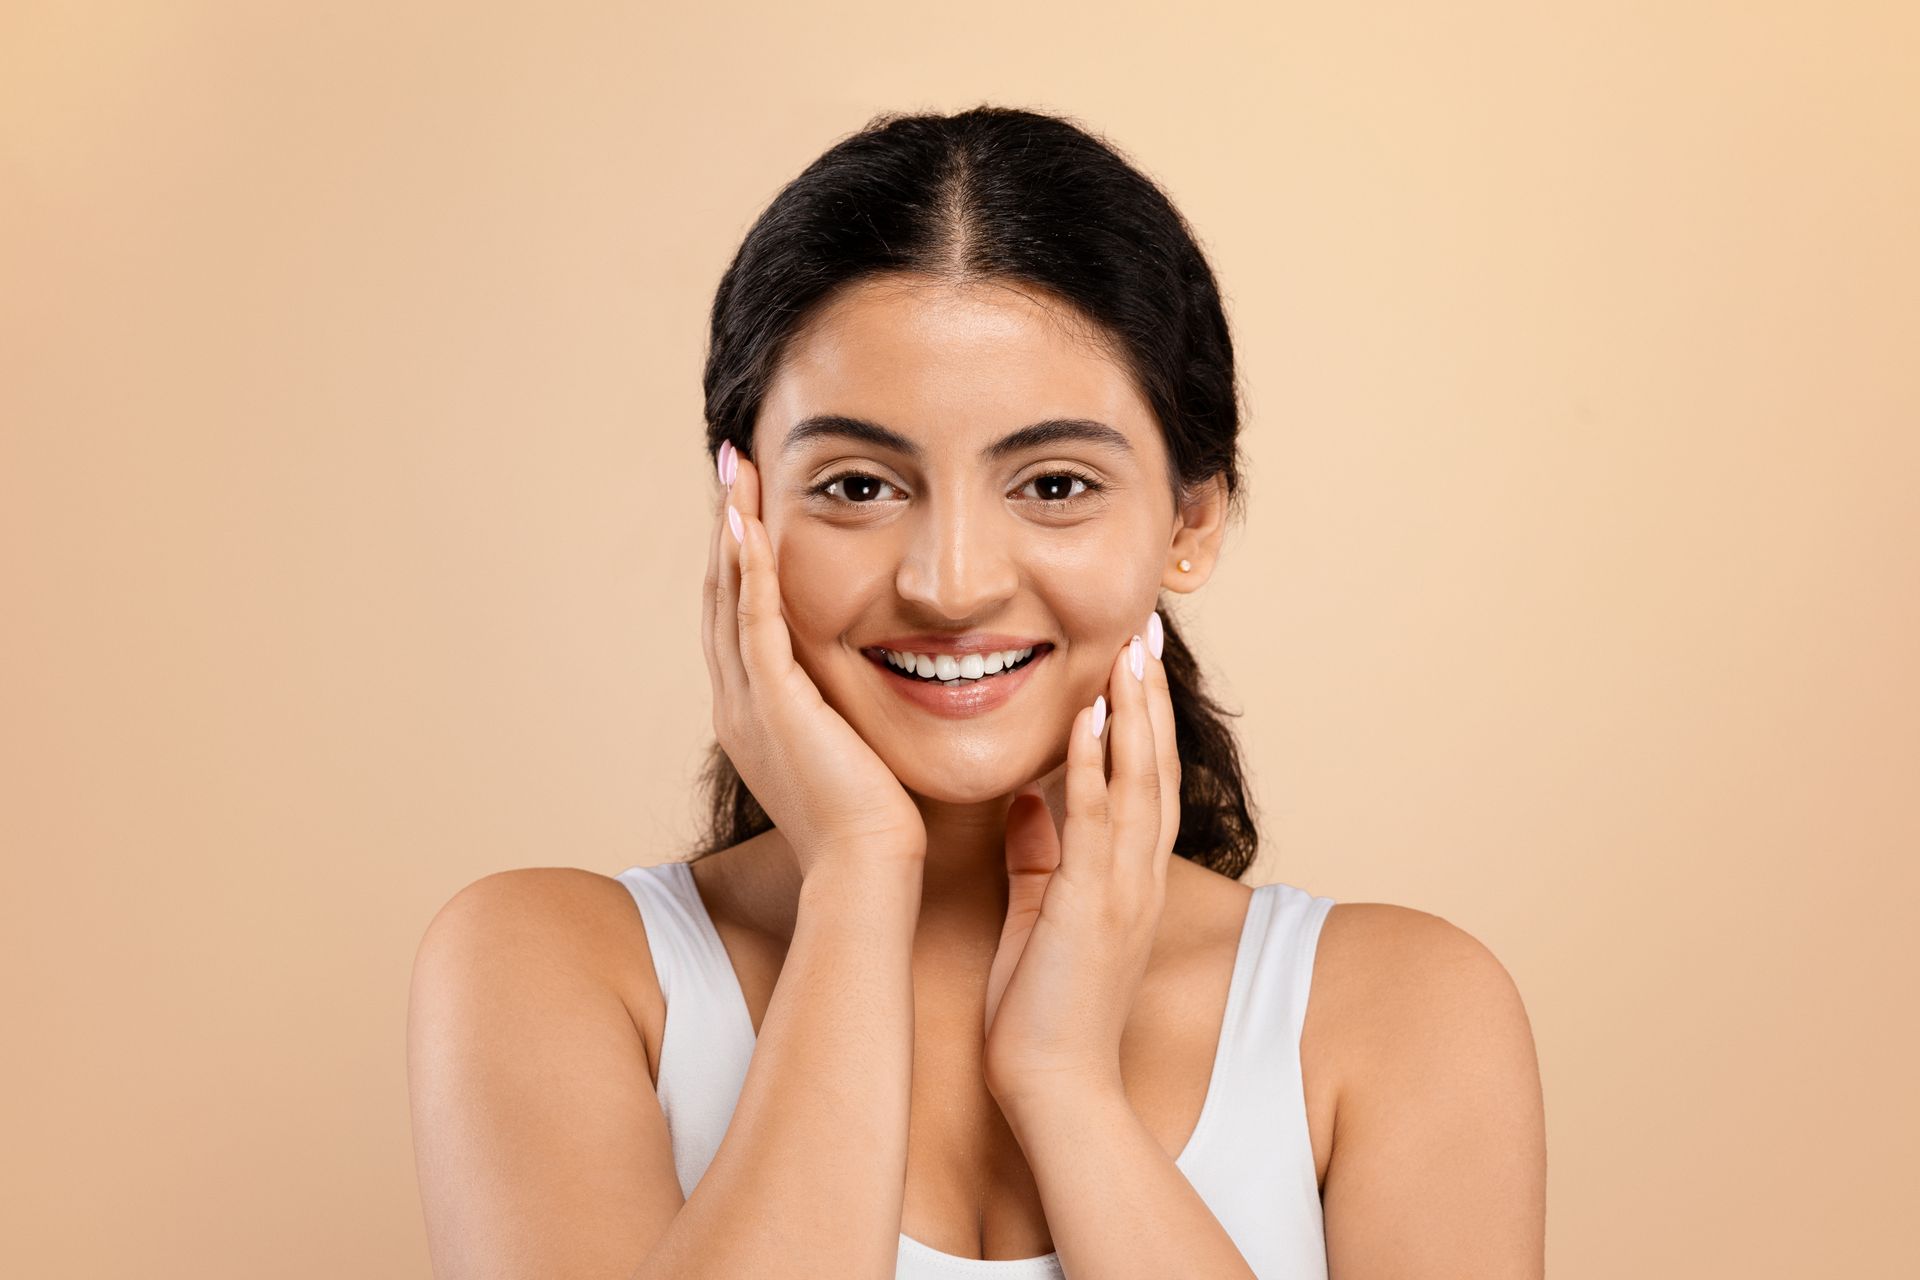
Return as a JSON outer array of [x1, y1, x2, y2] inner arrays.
[[722, 441, 739, 487], [715, 441, 730, 486], [1129, 635, 1145, 680], [1147, 610, 1164, 660], [1090, 695, 1107, 738], [727, 503, 743, 544]]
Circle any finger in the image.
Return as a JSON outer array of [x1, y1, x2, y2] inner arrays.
[[728, 452, 799, 693], [701, 444, 727, 700], [1003, 789, 1061, 879], [701, 483, 718, 686], [1060, 692, 1113, 883], [708, 442, 747, 708], [1104, 631, 1162, 881], [1140, 608, 1181, 879]]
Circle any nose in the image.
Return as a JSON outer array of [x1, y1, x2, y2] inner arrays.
[[892, 490, 1019, 622]]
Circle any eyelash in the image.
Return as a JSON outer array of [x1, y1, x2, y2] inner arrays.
[[808, 468, 1107, 507]]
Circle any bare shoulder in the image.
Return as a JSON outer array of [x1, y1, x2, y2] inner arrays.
[[1312, 902, 1533, 1050], [407, 867, 683, 1275], [412, 865, 663, 1050], [418, 864, 646, 955], [1309, 901, 1547, 1278]]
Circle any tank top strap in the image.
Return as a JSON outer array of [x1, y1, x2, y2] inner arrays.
[[617, 861, 745, 1022], [1177, 879, 1337, 1277], [615, 860, 758, 1199], [1235, 880, 1338, 1068]]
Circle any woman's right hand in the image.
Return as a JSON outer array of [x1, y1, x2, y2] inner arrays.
[[702, 439, 928, 881]]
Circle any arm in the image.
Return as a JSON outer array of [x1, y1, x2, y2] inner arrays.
[[998, 1088, 1259, 1278], [1318, 904, 1547, 1279], [995, 905, 1547, 1279], [407, 861, 923, 1280]]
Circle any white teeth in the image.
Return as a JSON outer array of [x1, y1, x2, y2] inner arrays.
[[881, 646, 1036, 684]]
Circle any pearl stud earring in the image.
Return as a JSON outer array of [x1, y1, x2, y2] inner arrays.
[[1177, 558, 1192, 573]]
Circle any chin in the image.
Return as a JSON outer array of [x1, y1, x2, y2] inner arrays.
[[879, 740, 1060, 806], [900, 774, 1020, 806], [805, 653, 1063, 805]]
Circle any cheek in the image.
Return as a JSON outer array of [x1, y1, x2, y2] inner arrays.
[[771, 530, 874, 647], [1028, 529, 1165, 645]]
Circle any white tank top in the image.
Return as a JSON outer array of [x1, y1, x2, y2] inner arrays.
[[617, 859, 1336, 1279]]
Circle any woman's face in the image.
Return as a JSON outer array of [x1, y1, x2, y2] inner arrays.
[[748, 273, 1218, 804]]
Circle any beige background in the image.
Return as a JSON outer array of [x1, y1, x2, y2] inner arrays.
[[4, 2, 1915, 1276]]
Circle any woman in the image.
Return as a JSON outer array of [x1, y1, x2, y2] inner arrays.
[[408, 106, 1546, 1278]]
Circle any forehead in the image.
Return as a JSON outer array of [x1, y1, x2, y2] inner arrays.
[[755, 275, 1157, 456]]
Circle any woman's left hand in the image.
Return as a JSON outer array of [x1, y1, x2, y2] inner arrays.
[[982, 610, 1178, 1111]]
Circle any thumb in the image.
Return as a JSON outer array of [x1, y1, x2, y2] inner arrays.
[[1004, 789, 1061, 878]]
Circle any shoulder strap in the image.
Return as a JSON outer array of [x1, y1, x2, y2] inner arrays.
[[1248, 881, 1338, 1058], [614, 861, 758, 1199], [618, 861, 713, 1006], [1177, 880, 1337, 1278]]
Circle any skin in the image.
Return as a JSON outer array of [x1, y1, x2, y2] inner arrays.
[[706, 265, 1251, 1272], [704, 272, 1546, 1269], [406, 270, 1548, 1277], [733, 271, 1222, 944]]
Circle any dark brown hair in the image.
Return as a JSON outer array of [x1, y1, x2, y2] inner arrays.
[[692, 105, 1258, 879]]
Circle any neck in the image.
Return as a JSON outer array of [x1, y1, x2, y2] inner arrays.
[[740, 762, 1072, 947], [906, 758, 1070, 940]]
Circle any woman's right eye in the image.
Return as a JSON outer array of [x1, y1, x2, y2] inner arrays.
[[810, 470, 900, 504]]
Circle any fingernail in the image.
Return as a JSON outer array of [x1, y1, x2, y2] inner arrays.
[[1090, 694, 1107, 738], [722, 441, 738, 487], [727, 503, 743, 545], [1147, 610, 1164, 660], [1129, 635, 1145, 680], [715, 441, 730, 486]]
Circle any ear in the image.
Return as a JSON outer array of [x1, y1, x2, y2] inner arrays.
[[1163, 472, 1229, 593]]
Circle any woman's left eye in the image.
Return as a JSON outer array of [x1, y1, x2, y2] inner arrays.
[[1020, 470, 1104, 503]]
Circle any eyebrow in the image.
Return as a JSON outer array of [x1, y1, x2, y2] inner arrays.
[[781, 414, 1134, 464]]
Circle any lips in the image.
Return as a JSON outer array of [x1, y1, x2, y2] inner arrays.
[[862, 643, 1053, 718]]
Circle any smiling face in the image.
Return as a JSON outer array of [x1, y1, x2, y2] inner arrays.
[[748, 272, 1222, 804]]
